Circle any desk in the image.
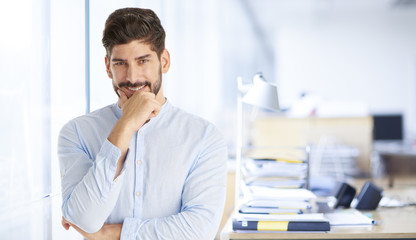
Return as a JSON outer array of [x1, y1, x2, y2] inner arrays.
[[220, 178, 416, 240]]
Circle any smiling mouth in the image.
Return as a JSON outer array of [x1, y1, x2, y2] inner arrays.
[[127, 85, 146, 91]]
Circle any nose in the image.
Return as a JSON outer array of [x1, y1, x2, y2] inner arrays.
[[126, 64, 139, 83]]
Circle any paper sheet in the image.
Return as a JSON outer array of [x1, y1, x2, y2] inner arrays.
[[325, 209, 374, 226]]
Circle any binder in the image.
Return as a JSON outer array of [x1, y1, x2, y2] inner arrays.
[[232, 219, 330, 231]]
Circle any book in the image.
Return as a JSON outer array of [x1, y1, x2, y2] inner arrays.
[[232, 219, 330, 231], [233, 213, 330, 231]]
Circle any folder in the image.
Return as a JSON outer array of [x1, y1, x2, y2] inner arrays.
[[232, 219, 330, 231], [239, 205, 303, 215], [255, 158, 305, 164], [247, 200, 311, 210], [243, 159, 307, 177], [246, 179, 306, 188]]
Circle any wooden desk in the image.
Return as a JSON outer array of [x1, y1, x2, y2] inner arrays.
[[220, 179, 416, 240]]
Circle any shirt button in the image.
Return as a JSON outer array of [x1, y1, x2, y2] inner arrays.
[[136, 191, 141, 197], [137, 160, 142, 165], [139, 131, 143, 135]]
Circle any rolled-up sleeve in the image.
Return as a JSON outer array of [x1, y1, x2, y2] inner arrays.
[[58, 121, 127, 233], [120, 126, 228, 240]]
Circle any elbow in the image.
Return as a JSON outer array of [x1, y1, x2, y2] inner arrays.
[[62, 200, 104, 233], [63, 210, 104, 233], [75, 218, 104, 234]]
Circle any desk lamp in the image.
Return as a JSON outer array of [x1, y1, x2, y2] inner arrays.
[[235, 73, 280, 211]]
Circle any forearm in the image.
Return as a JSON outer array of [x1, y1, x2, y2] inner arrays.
[[108, 119, 134, 180], [121, 135, 228, 240], [121, 203, 225, 240], [61, 139, 125, 233], [62, 117, 136, 231], [63, 217, 122, 240]]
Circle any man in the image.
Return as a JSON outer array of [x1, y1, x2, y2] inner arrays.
[[58, 8, 227, 240]]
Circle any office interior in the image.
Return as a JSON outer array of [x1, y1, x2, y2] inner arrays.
[[1, 0, 416, 239]]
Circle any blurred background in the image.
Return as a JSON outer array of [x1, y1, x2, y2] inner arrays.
[[1, 0, 416, 239]]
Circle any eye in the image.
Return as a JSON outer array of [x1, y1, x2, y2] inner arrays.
[[114, 62, 126, 66], [138, 59, 149, 64]]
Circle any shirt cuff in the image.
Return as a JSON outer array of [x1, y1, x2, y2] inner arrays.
[[121, 217, 138, 240], [99, 138, 122, 172], [95, 139, 124, 198]]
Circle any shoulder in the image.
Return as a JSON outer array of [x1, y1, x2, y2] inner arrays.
[[59, 104, 117, 140], [167, 103, 221, 135], [165, 102, 226, 148]]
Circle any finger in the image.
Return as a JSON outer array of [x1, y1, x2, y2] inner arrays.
[[152, 105, 162, 117], [148, 100, 162, 118], [63, 222, 70, 230], [117, 89, 129, 108], [61, 216, 71, 230]]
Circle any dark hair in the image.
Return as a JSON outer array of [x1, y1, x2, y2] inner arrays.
[[102, 8, 166, 58]]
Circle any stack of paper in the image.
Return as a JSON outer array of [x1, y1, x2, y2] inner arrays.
[[238, 186, 316, 215], [243, 159, 307, 177], [242, 158, 308, 189], [239, 155, 314, 216], [324, 209, 375, 226], [239, 205, 304, 214], [246, 186, 316, 201]]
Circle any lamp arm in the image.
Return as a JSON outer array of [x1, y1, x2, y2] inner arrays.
[[235, 77, 243, 212]]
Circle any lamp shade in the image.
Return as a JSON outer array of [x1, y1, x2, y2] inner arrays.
[[242, 74, 280, 111]]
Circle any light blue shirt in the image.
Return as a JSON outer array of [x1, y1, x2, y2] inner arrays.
[[58, 100, 227, 240]]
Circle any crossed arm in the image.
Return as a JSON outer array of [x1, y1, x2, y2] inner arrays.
[[59, 133, 227, 239], [62, 217, 122, 240], [59, 91, 228, 239], [59, 91, 161, 237]]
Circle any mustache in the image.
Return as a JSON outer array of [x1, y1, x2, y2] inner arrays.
[[118, 81, 151, 89]]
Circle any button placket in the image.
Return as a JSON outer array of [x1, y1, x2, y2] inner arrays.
[[133, 129, 145, 217]]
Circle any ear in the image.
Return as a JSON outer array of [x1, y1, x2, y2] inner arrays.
[[160, 49, 170, 74], [105, 55, 113, 78]]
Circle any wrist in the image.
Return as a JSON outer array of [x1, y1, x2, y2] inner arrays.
[[103, 223, 122, 240], [108, 119, 135, 153]]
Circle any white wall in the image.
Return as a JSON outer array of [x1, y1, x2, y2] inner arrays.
[[273, 3, 416, 138]]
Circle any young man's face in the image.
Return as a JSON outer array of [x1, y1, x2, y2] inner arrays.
[[105, 40, 170, 100]]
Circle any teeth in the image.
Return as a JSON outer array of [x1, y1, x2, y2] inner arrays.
[[128, 85, 145, 91]]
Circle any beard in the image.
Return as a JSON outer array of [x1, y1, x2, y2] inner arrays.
[[113, 66, 162, 98]]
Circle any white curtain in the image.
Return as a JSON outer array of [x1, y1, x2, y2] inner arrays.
[[0, 0, 52, 238]]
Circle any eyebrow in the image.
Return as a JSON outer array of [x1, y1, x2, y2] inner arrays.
[[111, 54, 152, 62], [135, 54, 152, 60]]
